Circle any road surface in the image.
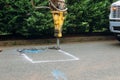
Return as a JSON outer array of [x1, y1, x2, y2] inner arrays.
[[0, 40, 120, 80]]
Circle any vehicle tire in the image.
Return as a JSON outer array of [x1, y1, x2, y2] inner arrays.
[[0, 49, 2, 52], [115, 34, 120, 41]]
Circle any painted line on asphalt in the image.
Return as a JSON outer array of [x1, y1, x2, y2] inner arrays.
[[52, 69, 68, 80], [22, 54, 33, 63], [32, 59, 78, 63], [22, 50, 79, 63], [58, 50, 79, 60]]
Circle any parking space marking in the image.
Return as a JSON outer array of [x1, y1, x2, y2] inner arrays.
[[58, 50, 79, 60], [22, 54, 33, 63], [22, 50, 79, 63]]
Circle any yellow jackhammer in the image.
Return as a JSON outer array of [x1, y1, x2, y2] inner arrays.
[[31, 0, 67, 49]]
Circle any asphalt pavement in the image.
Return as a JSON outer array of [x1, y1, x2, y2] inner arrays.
[[0, 40, 120, 80]]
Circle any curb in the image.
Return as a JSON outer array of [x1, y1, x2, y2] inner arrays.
[[0, 36, 115, 46]]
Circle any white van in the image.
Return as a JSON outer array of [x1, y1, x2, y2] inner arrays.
[[109, 0, 120, 41]]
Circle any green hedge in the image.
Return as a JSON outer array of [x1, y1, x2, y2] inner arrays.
[[0, 0, 117, 36]]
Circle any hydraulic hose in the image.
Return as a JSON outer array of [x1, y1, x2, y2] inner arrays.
[[49, 0, 68, 12], [31, 0, 67, 11]]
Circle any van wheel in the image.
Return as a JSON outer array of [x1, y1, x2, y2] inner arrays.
[[0, 49, 2, 52], [115, 34, 120, 41]]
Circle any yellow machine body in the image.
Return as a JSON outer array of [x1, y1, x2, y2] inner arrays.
[[31, 0, 67, 38], [52, 11, 65, 38]]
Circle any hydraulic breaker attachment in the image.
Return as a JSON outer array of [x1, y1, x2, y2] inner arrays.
[[52, 11, 65, 38]]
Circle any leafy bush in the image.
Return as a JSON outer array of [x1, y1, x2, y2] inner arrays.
[[0, 0, 32, 35], [0, 0, 118, 36]]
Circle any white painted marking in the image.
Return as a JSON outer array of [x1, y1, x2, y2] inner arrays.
[[32, 59, 77, 63], [22, 54, 33, 63], [22, 50, 79, 63], [58, 50, 79, 60]]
